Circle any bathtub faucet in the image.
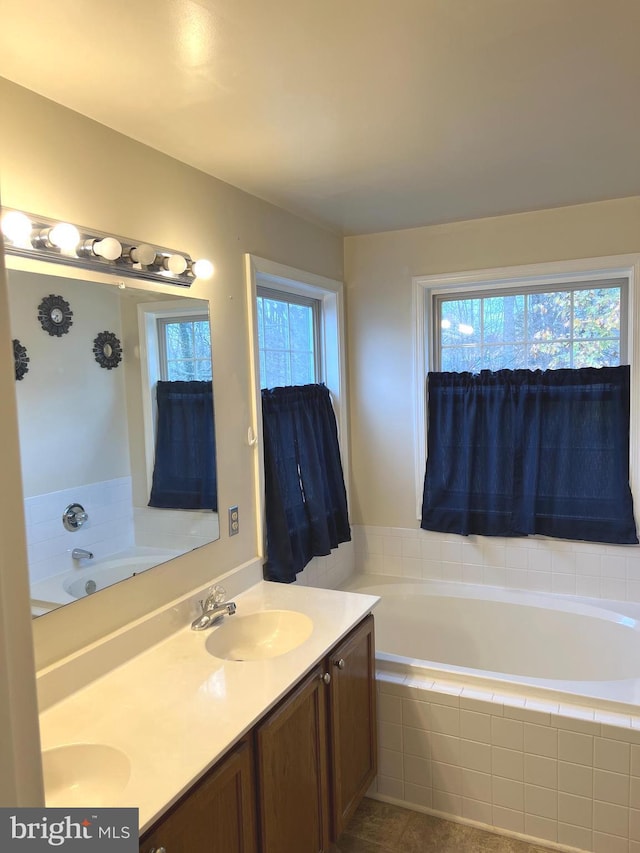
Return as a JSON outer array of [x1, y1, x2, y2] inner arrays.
[[191, 584, 237, 631], [72, 548, 94, 562]]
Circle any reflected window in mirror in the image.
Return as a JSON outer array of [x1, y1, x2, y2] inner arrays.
[[5, 266, 220, 618], [157, 316, 212, 381]]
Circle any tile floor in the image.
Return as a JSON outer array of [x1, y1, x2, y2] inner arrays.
[[333, 798, 557, 853]]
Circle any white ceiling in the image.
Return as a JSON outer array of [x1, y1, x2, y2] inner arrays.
[[2, 0, 640, 235]]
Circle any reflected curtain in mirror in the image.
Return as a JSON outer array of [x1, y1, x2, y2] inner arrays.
[[421, 366, 637, 544], [262, 383, 350, 583], [149, 380, 218, 511]]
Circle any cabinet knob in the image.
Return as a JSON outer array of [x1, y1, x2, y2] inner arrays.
[[149, 847, 166, 853], [320, 672, 331, 684], [334, 658, 346, 670]]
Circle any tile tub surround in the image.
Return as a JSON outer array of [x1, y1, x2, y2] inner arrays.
[[295, 539, 356, 590], [352, 525, 640, 604], [25, 477, 135, 584], [373, 674, 640, 853]]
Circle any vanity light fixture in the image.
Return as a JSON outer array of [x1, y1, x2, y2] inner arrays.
[[82, 236, 123, 261], [128, 242, 157, 266], [0, 207, 214, 288], [190, 258, 214, 280], [1, 210, 32, 247], [44, 222, 81, 252], [162, 253, 188, 275]]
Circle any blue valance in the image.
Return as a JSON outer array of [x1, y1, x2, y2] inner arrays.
[[421, 366, 637, 544], [149, 380, 217, 511]]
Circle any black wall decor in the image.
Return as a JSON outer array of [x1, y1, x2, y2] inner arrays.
[[38, 294, 73, 336], [13, 339, 29, 381], [93, 331, 123, 369]]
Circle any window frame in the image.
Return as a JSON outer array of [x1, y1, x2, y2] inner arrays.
[[256, 285, 321, 388], [137, 299, 211, 497], [413, 255, 640, 522], [246, 255, 347, 559]]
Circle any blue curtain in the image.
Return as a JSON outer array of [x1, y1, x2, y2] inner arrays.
[[421, 366, 637, 544], [262, 384, 351, 583], [149, 380, 217, 511]]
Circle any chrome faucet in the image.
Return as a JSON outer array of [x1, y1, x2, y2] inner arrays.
[[72, 548, 94, 561], [191, 584, 237, 631]]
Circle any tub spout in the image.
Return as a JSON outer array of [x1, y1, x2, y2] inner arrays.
[[72, 548, 94, 561]]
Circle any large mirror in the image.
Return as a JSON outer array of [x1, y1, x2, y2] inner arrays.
[[6, 266, 219, 616]]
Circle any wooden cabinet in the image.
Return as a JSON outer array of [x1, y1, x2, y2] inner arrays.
[[255, 614, 376, 853], [255, 666, 330, 853], [327, 614, 377, 838], [139, 614, 376, 853], [139, 737, 257, 853]]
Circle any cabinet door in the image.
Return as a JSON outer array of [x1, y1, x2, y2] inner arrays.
[[139, 737, 257, 853], [255, 666, 330, 853], [327, 614, 377, 839]]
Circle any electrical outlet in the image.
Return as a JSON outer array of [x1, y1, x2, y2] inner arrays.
[[228, 505, 239, 536]]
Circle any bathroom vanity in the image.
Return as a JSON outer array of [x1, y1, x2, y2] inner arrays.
[[37, 572, 378, 853], [140, 615, 376, 853]]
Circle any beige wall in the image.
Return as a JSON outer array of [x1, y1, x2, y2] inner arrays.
[[8, 270, 129, 496], [0, 77, 343, 666], [0, 240, 43, 804], [344, 196, 640, 528]]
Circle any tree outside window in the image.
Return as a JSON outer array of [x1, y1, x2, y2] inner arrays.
[[437, 285, 622, 372]]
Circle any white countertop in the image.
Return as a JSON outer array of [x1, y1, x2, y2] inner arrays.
[[38, 580, 379, 833]]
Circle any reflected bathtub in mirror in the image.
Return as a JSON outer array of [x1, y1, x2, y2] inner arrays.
[[6, 266, 220, 616]]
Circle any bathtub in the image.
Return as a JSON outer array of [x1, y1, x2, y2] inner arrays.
[[30, 545, 182, 613], [62, 552, 183, 598], [343, 573, 640, 710], [342, 574, 640, 850]]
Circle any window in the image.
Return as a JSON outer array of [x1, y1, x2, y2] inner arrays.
[[412, 257, 640, 520], [435, 280, 625, 372], [423, 279, 634, 544], [157, 316, 212, 381], [246, 255, 348, 564], [137, 298, 212, 499], [256, 287, 320, 389]]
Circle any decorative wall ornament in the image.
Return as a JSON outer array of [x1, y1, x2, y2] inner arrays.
[[13, 339, 29, 381], [38, 294, 73, 337], [93, 331, 123, 370]]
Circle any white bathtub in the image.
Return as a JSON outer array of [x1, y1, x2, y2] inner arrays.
[[30, 546, 182, 613], [62, 553, 178, 598], [343, 574, 640, 710]]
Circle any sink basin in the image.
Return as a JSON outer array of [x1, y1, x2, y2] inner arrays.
[[205, 610, 313, 661], [42, 744, 131, 807]]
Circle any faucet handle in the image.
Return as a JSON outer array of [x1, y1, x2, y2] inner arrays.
[[201, 584, 227, 613], [209, 584, 227, 604]]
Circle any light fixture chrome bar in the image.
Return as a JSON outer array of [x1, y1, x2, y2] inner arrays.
[[0, 207, 214, 287]]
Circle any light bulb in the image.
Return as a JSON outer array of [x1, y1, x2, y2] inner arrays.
[[130, 243, 157, 266], [48, 222, 80, 251], [193, 258, 214, 280], [163, 254, 188, 275], [93, 237, 122, 261], [1, 210, 32, 246]]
